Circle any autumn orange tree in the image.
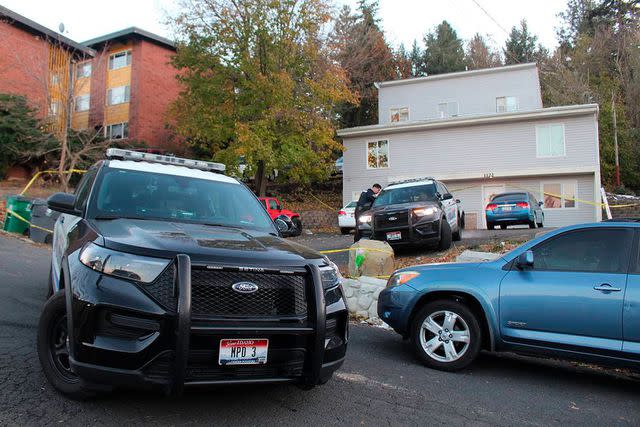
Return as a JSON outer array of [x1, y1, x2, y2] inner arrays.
[[170, 0, 356, 195]]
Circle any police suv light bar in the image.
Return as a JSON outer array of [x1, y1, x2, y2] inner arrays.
[[106, 148, 226, 173]]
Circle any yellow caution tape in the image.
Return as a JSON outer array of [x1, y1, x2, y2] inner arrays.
[[319, 247, 395, 256], [5, 208, 53, 234], [20, 169, 86, 196], [309, 193, 340, 211], [449, 183, 640, 209]]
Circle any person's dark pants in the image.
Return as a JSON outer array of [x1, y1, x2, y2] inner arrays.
[[353, 210, 362, 243]]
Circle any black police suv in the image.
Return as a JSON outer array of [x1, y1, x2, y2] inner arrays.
[[356, 178, 464, 249], [38, 149, 347, 398]]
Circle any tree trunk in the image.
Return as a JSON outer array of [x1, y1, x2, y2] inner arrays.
[[58, 132, 69, 191], [255, 160, 268, 197]]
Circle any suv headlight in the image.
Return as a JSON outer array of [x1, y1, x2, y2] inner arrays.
[[358, 214, 372, 224], [320, 263, 342, 290], [80, 242, 170, 283], [413, 207, 439, 219], [386, 271, 420, 288]]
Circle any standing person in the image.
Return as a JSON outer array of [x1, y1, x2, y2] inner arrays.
[[354, 183, 382, 242]]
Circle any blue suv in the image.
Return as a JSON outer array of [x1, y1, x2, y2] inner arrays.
[[378, 222, 640, 371]]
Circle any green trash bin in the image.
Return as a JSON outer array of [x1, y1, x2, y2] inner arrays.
[[3, 195, 33, 235]]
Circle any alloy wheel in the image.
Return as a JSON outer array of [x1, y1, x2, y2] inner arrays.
[[419, 310, 471, 363]]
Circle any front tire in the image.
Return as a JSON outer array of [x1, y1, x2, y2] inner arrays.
[[37, 291, 94, 400], [340, 227, 351, 235], [291, 217, 303, 236], [411, 300, 482, 372], [438, 219, 452, 250], [452, 216, 462, 242], [537, 214, 544, 228]]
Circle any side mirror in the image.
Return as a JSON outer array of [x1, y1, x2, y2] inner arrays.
[[455, 199, 461, 204], [538, 201, 544, 207], [516, 250, 534, 270], [276, 204, 282, 211], [47, 192, 79, 215], [442, 193, 454, 201]]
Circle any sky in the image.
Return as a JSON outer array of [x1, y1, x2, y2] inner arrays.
[[1, 0, 567, 50]]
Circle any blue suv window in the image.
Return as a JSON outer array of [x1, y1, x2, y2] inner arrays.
[[532, 228, 633, 273]]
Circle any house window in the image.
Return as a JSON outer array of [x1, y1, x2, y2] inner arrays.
[[536, 124, 565, 157], [367, 140, 389, 169], [107, 85, 130, 105], [108, 50, 132, 70], [50, 73, 60, 86], [437, 102, 458, 119], [76, 62, 92, 78], [48, 101, 60, 116], [75, 94, 90, 112], [496, 96, 518, 113], [541, 182, 576, 209], [390, 107, 409, 123], [105, 122, 129, 140]]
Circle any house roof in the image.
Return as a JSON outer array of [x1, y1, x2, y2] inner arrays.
[[336, 104, 599, 138], [82, 27, 176, 51], [0, 5, 94, 56], [374, 63, 538, 89]]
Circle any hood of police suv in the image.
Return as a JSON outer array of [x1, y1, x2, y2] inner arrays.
[[91, 218, 324, 266]]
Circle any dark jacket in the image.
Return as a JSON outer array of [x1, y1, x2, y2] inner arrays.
[[356, 189, 376, 215]]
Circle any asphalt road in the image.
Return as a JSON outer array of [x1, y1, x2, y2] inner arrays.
[[1, 232, 639, 426]]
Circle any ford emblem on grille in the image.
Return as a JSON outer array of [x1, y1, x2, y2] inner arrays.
[[388, 216, 397, 221], [231, 282, 259, 294]]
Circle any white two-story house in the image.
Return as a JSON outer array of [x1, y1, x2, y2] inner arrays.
[[336, 63, 602, 229]]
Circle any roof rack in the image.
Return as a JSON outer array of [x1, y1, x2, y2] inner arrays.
[[106, 148, 226, 173], [388, 177, 436, 186]]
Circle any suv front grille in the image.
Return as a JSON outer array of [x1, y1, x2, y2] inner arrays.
[[190, 269, 307, 318], [375, 211, 409, 230]]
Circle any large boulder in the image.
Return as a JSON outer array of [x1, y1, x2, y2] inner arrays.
[[348, 239, 395, 278]]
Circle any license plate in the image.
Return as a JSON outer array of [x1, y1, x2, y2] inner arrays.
[[502, 206, 512, 211], [386, 231, 402, 241], [219, 339, 268, 365]]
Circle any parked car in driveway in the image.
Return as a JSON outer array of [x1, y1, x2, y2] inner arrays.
[[39, 149, 347, 398], [378, 221, 640, 372], [357, 177, 464, 249], [259, 196, 303, 236], [486, 192, 544, 230], [338, 201, 357, 234]]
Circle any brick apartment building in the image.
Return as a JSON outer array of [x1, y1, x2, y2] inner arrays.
[[0, 6, 181, 152], [81, 28, 181, 149], [0, 5, 93, 138]]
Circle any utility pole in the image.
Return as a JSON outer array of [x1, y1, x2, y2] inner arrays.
[[612, 90, 620, 187]]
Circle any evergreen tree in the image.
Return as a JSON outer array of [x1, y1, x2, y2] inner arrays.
[[504, 19, 539, 64], [422, 21, 466, 75]]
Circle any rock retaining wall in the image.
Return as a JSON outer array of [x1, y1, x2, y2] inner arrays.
[[342, 276, 387, 321], [298, 209, 337, 229]]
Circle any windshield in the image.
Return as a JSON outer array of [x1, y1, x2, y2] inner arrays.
[[373, 183, 437, 207], [91, 168, 275, 232], [492, 193, 526, 203]]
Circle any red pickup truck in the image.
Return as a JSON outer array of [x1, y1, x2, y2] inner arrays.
[[258, 197, 303, 236]]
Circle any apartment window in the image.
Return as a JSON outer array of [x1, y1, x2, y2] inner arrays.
[[76, 62, 92, 78], [536, 124, 565, 157], [109, 50, 132, 70], [105, 122, 129, 140], [367, 140, 389, 169], [48, 101, 60, 116], [75, 94, 90, 112], [107, 85, 130, 105], [390, 107, 409, 123], [496, 96, 518, 113], [437, 101, 458, 119], [50, 73, 60, 86], [541, 182, 576, 209]]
